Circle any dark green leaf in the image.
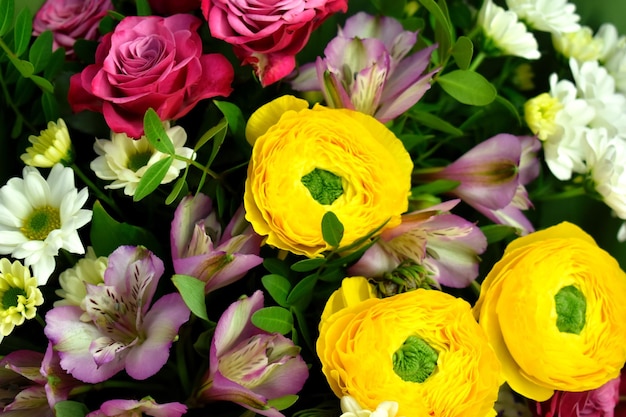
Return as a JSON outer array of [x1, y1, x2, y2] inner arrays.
[[286, 274, 317, 309], [437, 70, 497, 106], [133, 156, 173, 202], [8, 55, 34, 77], [194, 117, 228, 151], [135, 0, 151, 15], [90, 201, 162, 257], [291, 305, 313, 352], [13, 6, 32, 57], [290, 258, 326, 272], [29, 30, 53, 73], [172, 274, 209, 321], [41, 91, 59, 121], [410, 110, 464, 136], [44, 45, 65, 79], [370, 0, 406, 18], [411, 179, 460, 196], [452, 36, 473, 70], [143, 108, 175, 154], [262, 258, 291, 277], [480, 224, 518, 244], [0, 0, 14, 36], [214, 100, 246, 142], [494, 95, 522, 126], [251, 306, 293, 335], [262, 274, 292, 307], [165, 170, 188, 205], [54, 401, 88, 417], [418, 0, 453, 62], [267, 395, 299, 411], [30, 74, 54, 93], [98, 14, 115, 35], [321, 211, 343, 247]]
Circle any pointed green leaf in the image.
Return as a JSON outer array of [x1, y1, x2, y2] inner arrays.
[[172, 274, 209, 321], [262, 258, 291, 277], [194, 117, 228, 151], [261, 274, 291, 307], [29, 30, 53, 73], [165, 170, 188, 205], [0, 0, 15, 36], [410, 110, 464, 136], [8, 55, 34, 77], [437, 70, 497, 106], [418, 0, 453, 63], [214, 100, 246, 142], [251, 306, 293, 335], [44, 47, 66, 79], [480, 224, 518, 244], [133, 155, 173, 201], [286, 274, 317, 309], [30, 74, 54, 93], [54, 401, 88, 417], [452, 36, 473, 70], [411, 179, 460, 196], [290, 258, 326, 272], [143, 108, 175, 154], [13, 6, 32, 57], [41, 91, 59, 121], [266, 395, 299, 411], [321, 211, 343, 247]]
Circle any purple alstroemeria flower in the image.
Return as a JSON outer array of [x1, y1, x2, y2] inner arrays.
[[195, 290, 309, 417], [171, 193, 263, 294], [0, 343, 83, 416], [44, 246, 190, 384], [291, 12, 438, 123], [86, 396, 187, 417], [348, 200, 488, 288], [414, 134, 541, 235]]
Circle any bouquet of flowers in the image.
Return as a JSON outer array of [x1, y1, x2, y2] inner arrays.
[[1, 0, 626, 416]]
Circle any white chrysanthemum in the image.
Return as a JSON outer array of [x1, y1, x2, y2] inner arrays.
[[552, 26, 604, 62], [90, 123, 195, 196], [582, 128, 626, 219], [602, 34, 626, 95], [21, 118, 74, 168], [478, 0, 540, 60], [54, 247, 107, 312], [0, 258, 43, 342], [340, 396, 403, 417], [0, 164, 92, 284], [595, 23, 620, 61], [505, 0, 580, 34]]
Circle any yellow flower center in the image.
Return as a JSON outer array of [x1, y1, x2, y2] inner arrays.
[[392, 335, 438, 383], [524, 93, 563, 141], [301, 168, 344, 205], [127, 150, 153, 172], [1, 286, 26, 309], [21, 205, 61, 241], [554, 285, 586, 334]]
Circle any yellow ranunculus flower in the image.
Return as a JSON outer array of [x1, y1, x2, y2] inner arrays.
[[318, 279, 502, 417], [244, 96, 413, 258], [473, 221, 626, 401]]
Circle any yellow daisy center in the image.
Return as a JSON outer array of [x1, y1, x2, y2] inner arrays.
[[21, 205, 61, 241]]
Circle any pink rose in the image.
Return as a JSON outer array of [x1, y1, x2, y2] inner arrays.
[[534, 378, 621, 417], [149, 0, 200, 15], [68, 14, 234, 138], [33, 0, 113, 56], [201, 0, 348, 86]]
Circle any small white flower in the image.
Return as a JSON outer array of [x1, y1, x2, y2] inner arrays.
[[552, 26, 604, 63], [340, 396, 403, 417], [54, 247, 107, 314], [478, 0, 540, 60], [602, 33, 626, 95], [0, 164, 91, 284], [21, 118, 74, 168], [90, 123, 195, 197], [505, 0, 580, 34]]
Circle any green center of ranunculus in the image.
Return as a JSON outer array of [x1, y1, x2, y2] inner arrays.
[[555, 285, 586, 334], [392, 335, 438, 383], [20, 205, 61, 241], [301, 168, 343, 205], [128, 151, 153, 172], [2, 286, 27, 309]]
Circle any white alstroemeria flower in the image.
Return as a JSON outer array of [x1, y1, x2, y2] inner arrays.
[[478, 0, 540, 60], [505, 0, 580, 34], [340, 396, 403, 417], [552, 26, 604, 62], [0, 164, 92, 284], [90, 122, 195, 197]]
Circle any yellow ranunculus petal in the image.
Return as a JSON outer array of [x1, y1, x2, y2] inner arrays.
[[320, 277, 376, 323], [245, 95, 309, 145]]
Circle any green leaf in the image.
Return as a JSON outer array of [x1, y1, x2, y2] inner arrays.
[[286, 274, 317, 309], [418, 0, 453, 63], [214, 100, 246, 142], [411, 179, 460, 196], [437, 70, 497, 106], [290, 258, 326, 272], [135, 0, 152, 15], [480, 224, 518, 244], [251, 306, 293, 335], [494, 95, 522, 126], [172, 274, 209, 321], [143, 108, 175, 154], [194, 117, 228, 151], [451, 36, 473, 70], [29, 30, 53, 73], [133, 156, 173, 202], [267, 395, 299, 411], [410, 110, 464, 136], [41, 91, 59, 121], [321, 211, 343, 247], [165, 170, 188, 205], [90, 201, 162, 257], [262, 258, 291, 277], [261, 274, 292, 307], [8, 55, 34, 77], [370, 0, 406, 18], [13, 6, 32, 57], [54, 401, 89, 417], [0, 0, 15, 36], [29, 74, 54, 93]]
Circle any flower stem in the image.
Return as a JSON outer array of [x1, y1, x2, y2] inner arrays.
[[172, 154, 219, 179], [70, 163, 125, 219], [469, 51, 487, 72]]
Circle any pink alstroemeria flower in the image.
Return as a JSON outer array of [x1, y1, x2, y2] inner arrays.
[[44, 246, 190, 383], [291, 12, 438, 123], [348, 199, 487, 288], [195, 290, 309, 417], [86, 396, 187, 417], [171, 193, 263, 294], [414, 134, 541, 235], [0, 343, 84, 416], [534, 377, 621, 417]]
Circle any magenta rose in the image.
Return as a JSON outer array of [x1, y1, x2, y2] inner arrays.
[[68, 14, 234, 138], [149, 0, 200, 15], [201, 0, 348, 86], [33, 0, 113, 56]]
